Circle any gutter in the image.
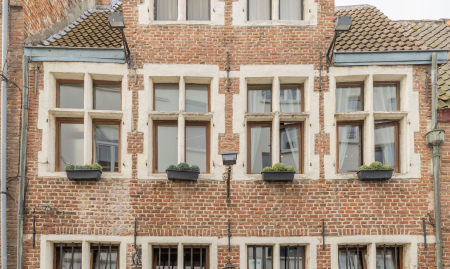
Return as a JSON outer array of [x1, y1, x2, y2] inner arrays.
[[24, 46, 126, 63]]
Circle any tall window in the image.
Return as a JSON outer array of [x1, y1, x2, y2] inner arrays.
[[154, 84, 179, 112], [248, 246, 273, 269], [280, 246, 305, 269], [153, 246, 178, 269], [279, 0, 303, 20], [248, 85, 272, 113], [93, 82, 121, 111], [56, 119, 84, 171], [375, 121, 399, 172], [373, 83, 399, 111], [54, 243, 119, 269], [248, 122, 272, 174], [57, 81, 84, 109], [280, 123, 302, 173], [336, 83, 363, 112], [94, 121, 120, 172], [186, 122, 210, 173], [187, 0, 210, 20], [337, 122, 363, 173], [154, 121, 178, 173], [155, 0, 178, 20], [248, 0, 271, 21], [183, 246, 209, 269]]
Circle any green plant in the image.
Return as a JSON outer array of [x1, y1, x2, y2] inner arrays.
[[358, 165, 370, 171], [82, 164, 93, 170], [177, 162, 191, 171], [273, 163, 286, 171], [382, 164, 393, 170], [64, 163, 75, 171], [75, 165, 83, 170], [167, 164, 177, 170], [91, 163, 103, 171], [286, 166, 295, 172], [190, 165, 200, 172], [263, 166, 274, 172], [369, 161, 383, 170]]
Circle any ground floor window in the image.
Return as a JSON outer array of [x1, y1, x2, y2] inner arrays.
[[183, 246, 209, 269], [280, 246, 305, 269], [248, 246, 273, 269], [54, 243, 119, 269]]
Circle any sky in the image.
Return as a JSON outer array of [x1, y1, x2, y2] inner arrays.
[[335, 0, 450, 21]]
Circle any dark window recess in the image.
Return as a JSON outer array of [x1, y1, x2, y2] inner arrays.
[[153, 246, 178, 269], [338, 245, 367, 269], [183, 246, 209, 269], [280, 246, 305, 269], [248, 246, 273, 269], [376, 245, 403, 269]]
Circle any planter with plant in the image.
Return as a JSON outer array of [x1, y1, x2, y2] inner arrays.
[[165, 163, 200, 181], [65, 163, 103, 181], [357, 162, 394, 181], [261, 163, 296, 181]]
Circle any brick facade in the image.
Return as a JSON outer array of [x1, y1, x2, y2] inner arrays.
[[1, 0, 449, 268]]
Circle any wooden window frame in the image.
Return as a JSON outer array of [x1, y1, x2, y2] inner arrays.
[[92, 119, 122, 173], [279, 245, 306, 269], [153, 83, 180, 112], [247, 84, 273, 113], [279, 0, 303, 20], [93, 80, 122, 111], [375, 245, 403, 269], [280, 122, 303, 174], [152, 245, 179, 269], [247, 245, 273, 269], [279, 84, 304, 113], [55, 118, 84, 172], [247, 0, 273, 21], [185, 121, 211, 173], [186, 0, 211, 21], [374, 121, 400, 173], [373, 81, 401, 111], [153, 120, 179, 173], [247, 122, 272, 174], [337, 245, 368, 269], [183, 246, 210, 269], [336, 121, 364, 173], [336, 82, 365, 112], [53, 243, 83, 269], [56, 79, 84, 109], [185, 84, 211, 113]]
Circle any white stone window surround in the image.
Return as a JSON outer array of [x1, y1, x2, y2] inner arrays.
[[138, 0, 225, 25], [233, 65, 320, 181], [324, 66, 421, 180], [137, 64, 224, 180], [37, 62, 132, 179], [232, 0, 318, 26]]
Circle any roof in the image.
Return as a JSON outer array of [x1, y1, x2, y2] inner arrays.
[[397, 20, 450, 108], [334, 5, 427, 52], [41, 3, 123, 48]]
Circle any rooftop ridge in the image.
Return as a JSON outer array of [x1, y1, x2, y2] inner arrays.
[[335, 4, 373, 10]]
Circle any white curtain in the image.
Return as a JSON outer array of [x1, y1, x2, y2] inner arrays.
[[251, 126, 263, 172], [156, 0, 178, 20], [375, 125, 395, 167], [338, 126, 349, 171], [187, 0, 210, 20], [248, 0, 271, 20], [249, 90, 271, 113], [280, 0, 302, 20], [61, 251, 82, 269], [375, 250, 395, 269], [374, 85, 397, 111], [336, 86, 361, 112], [282, 127, 299, 172], [338, 250, 363, 269], [94, 251, 118, 269], [280, 88, 301, 112]]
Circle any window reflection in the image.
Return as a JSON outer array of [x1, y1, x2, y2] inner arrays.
[[280, 85, 302, 113], [280, 123, 300, 173], [157, 124, 178, 172], [250, 125, 271, 173], [94, 83, 121, 111], [60, 122, 84, 171], [59, 82, 84, 109], [94, 124, 119, 172], [186, 85, 208, 112], [375, 123, 396, 169], [55, 246, 82, 269], [248, 85, 272, 113], [155, 84, 179, 112], [248, 246, 273, 269], [93, 249, 119, 269], [280, 246, 303, 269], [336, 85, 362, 112], [338, 124, 362, 173], [374, 84, 398, 111], [186, 125, 207, 172]]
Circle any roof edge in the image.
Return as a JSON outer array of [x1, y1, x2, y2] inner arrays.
[[24, 47, 126, 63], [335, 4, 373, 10], [334, 50, 448, 66]]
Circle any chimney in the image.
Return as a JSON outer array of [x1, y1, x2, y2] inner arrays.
[[446, 20, 450, 26]]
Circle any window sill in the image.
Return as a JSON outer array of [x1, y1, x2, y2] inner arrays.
[[373, 111, 408, 121], [279, 112, 310, 121], [49, 108, 85, 118], [148, 20, 223, 26], [335, 111, 369, 121], [245, 113, 276, 121], [39, 171, 127, 179], [145, 173, 219, 181], [149, 111, 213, 120], [237, 20, 315, 27], [88, 110, 123, 120]]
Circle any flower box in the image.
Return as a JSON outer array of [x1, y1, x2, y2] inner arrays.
[[166, 170, 199, 181], [261, 171, 296, 181], [357, 169, 394, 181], [66, 170, 102, 181]]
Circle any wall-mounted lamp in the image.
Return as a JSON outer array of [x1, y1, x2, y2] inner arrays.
[[222, 152, 237, 201], [225, 259, 235, 269], [326, 16, 352, 71], [108, 12, 131, 68]]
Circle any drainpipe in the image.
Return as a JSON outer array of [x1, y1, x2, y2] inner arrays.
[[1, 0, 9, 266], [17, 55, 29, 269], [426, 52, 445, 269]]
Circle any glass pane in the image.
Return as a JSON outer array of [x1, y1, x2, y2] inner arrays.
[[376, 249, 396, 269], [374, 84, 398, 111], [375, 124, 396, 168], [183, 247, 207, 269], [59, 83, 84, 109], [59, 249, 82, 269], [154, 247, 178, 269], [248, 85, 272, 113], [60, 123, 84, 171], [186, 85, 208, 112], [249, 247, 255, 269], [94, 83, 121, 110], [94, 124, 119, 172], [156, 0, 178, 20], [338, 250, 364, 269], [265, 247, 273, 269], [157, 125, 178, 172], [336, 85, 362, 112], [187, 0, 210, 20], [93, 249, 119, 269], [248, 0, 271, 20], [250, 126, 271, 173], [280, 125, 300, 173], [280, 0, 302, 20], [338, 125, 362, 173], [155, 84, 179, 111], [186, 126, 207, 172], [280, 85, 301, 113], [280, 247, 303, 269], [255, 247, 263, 269]]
